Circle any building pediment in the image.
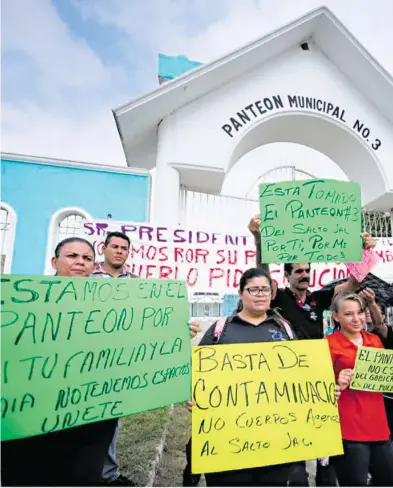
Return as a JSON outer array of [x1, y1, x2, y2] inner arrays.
[[113, 6, 393, 172]]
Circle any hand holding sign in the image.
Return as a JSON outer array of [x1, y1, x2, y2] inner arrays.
[[337, 369, 353, 391]]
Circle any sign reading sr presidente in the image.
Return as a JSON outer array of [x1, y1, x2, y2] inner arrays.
[[83, 221, 363, 292], [80, 222, 392, 292]]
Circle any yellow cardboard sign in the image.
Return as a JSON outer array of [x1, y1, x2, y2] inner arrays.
[[191, 340, 343, 474], [351, 346, 393, 393]]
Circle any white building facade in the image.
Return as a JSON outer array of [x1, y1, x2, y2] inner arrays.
[[113, 7, 393, 235]]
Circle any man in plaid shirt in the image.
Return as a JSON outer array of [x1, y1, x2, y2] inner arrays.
[[93, 231, 201, 486], [92, 231, 136, 486], [91, 231, 136, 280]]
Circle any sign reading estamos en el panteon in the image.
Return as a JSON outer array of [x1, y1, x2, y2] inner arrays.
[[1, 276, 191, 441]]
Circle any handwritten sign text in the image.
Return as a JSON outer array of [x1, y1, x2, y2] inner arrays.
[[191, 340, 343, 474], [351, 346, 393, 393], [0, 276, 191, 440], [259, 179, 362, 264]]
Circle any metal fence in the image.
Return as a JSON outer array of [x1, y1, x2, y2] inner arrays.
[[362, 211, 392, 238]]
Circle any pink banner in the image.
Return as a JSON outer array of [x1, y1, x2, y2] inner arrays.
[[346, 248, 380, 282], [83, 221, 354, 292]]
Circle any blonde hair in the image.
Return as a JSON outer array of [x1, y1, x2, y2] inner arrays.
[[331, 291, 366, 314]]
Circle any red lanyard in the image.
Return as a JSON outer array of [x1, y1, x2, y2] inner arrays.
[[295, 291, 315, 308]]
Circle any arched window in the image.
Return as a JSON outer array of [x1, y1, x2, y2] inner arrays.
[[0, 202, 17, 273], [44, 207, 93, 274], [57, 213, 88, 241]]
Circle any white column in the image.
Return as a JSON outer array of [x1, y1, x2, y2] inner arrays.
[[151, 162, 180, 225], [150, 116, 181, 226]]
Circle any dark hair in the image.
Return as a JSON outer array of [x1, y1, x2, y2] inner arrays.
[[104, 231, 130, 248], [237, 267, 295, 338], [239, 267, 272, 292], [54, 237, 95, 258], [284, 263, 311, 275]]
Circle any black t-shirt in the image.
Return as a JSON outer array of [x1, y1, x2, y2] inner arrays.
[[382, 327, 393, 401], [199, 313, 292, 346], [1, 418, 117, 486], [271, 287, 335, 340], [381, 326, 393, 349]]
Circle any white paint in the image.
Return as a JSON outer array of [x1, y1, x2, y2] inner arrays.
[[151, 46, 392, 219], [114, 8, 393, 224], [151, 129, 181, 225], [0, 202, 17, 273], [1, 152, 149, 176]]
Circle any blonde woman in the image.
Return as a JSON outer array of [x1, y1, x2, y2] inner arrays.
[[327, 291, 393, 487]]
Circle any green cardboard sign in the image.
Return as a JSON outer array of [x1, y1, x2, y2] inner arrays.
[[259, 179, 362, 264], [351, 346, 393, 393], [1, 276, 191, 441]]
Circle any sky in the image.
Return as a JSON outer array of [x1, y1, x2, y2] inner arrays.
[[2, 0, 393, 194]]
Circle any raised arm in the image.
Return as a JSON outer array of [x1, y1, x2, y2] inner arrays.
[[359, 288, 387, 339], [248, 214, 270, 274], [334, 232, 376, 295], [248, 215, 278, 299]]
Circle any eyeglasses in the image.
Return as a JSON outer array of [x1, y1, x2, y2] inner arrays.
[[245, 286, 272, 296], [294, 268, 311, 275]]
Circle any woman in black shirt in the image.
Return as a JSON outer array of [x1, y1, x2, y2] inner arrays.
[[187, 267, 296, 487], [1, 238, 118, 487]]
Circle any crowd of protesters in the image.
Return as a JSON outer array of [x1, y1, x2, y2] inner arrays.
[[1, 217, 392, 487]]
